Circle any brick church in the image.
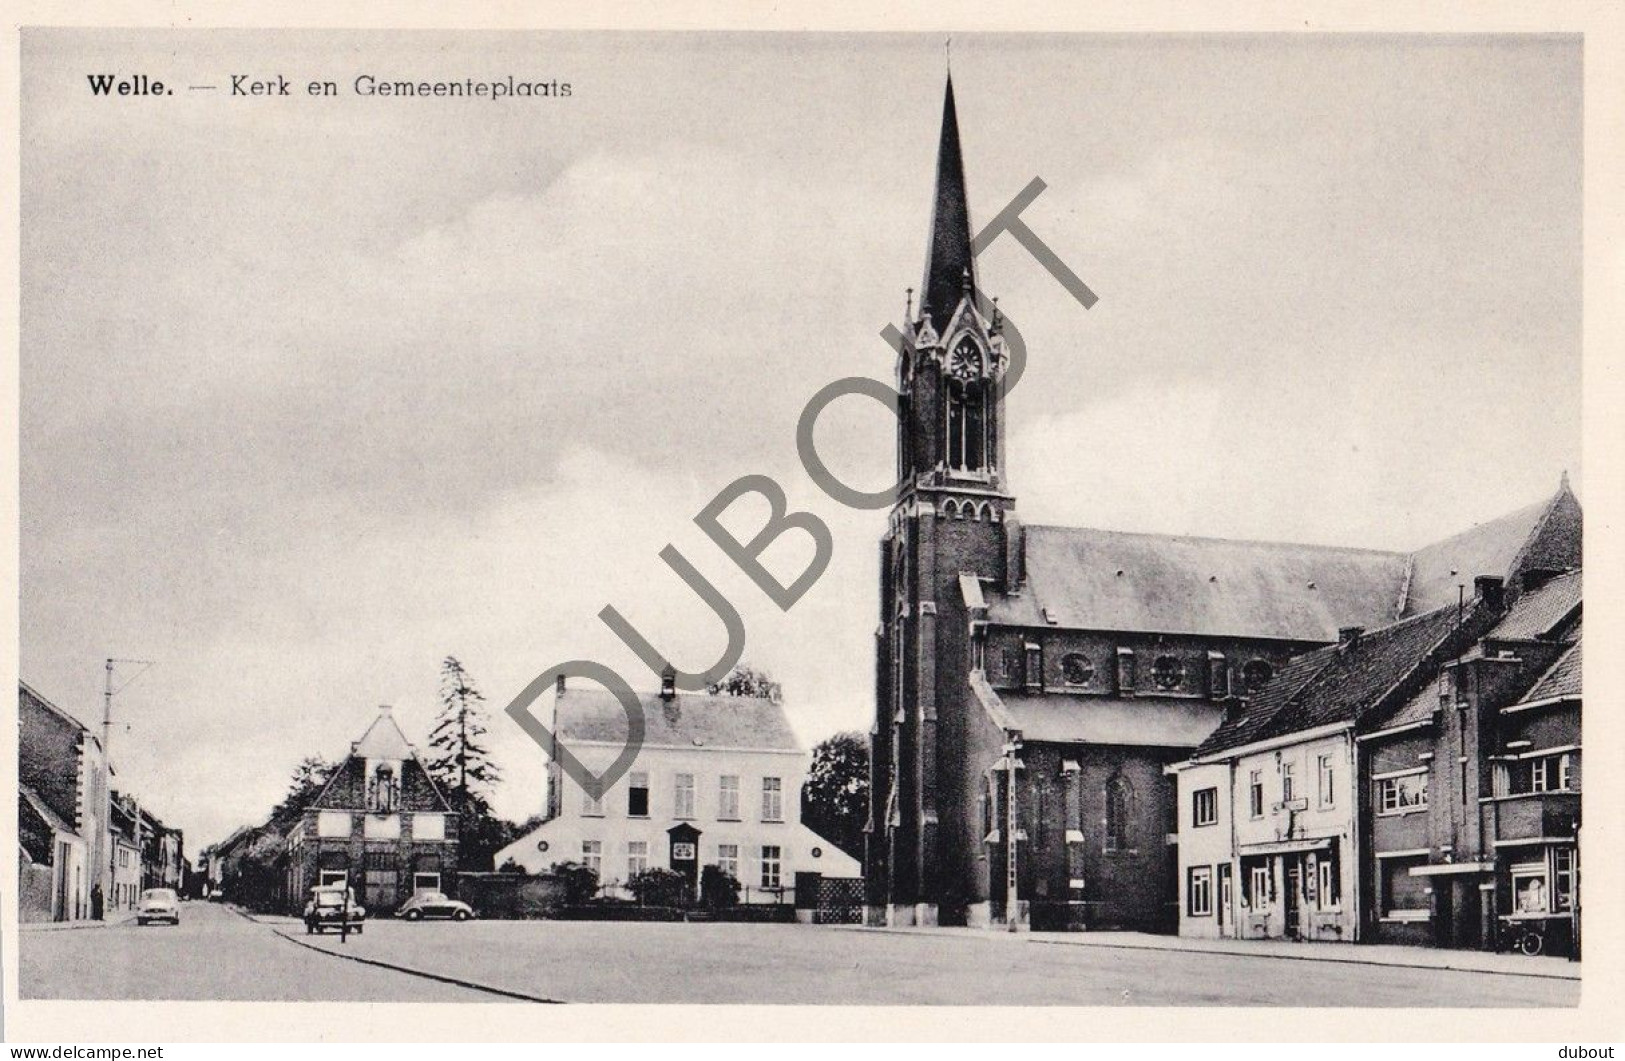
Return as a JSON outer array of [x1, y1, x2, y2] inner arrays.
[[863, 75, 1582, 931]]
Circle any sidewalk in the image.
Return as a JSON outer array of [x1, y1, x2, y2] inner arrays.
[[844, 924, 1580, 981], [18, 911, 139, 932]]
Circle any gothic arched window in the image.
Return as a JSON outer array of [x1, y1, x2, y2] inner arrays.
[[946, 380, 988, 472], [1105, 773, 1135, 853]]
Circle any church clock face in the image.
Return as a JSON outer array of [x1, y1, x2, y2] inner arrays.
[[949, 338, 981, 381]]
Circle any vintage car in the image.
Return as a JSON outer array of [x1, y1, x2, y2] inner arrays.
[[303, 885, 366, 934], [394, 890, 476, 922], [136, 887, 181, 926]]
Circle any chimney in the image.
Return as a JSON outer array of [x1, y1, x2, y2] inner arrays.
[[660, 665, 677, 702], [1474, 575, 1506, 612], [556, 673, 566, 696], [378, 703, 393, 715], [1338, 626, 1364, 652]]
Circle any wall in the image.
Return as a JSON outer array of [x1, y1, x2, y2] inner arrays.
[[1175, 761, 1232, 938]]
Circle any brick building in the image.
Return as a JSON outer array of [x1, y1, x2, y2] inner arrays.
[[865, 73, 1584, 933], [18, 682, 108, 921], [285, 705, 459, 914], [1360, 569, 1580, 955]]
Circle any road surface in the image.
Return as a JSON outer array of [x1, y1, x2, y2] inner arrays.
[[19, 901, 1578, 1005]]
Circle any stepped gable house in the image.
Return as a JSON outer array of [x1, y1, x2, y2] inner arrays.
[[864, 73, 1583, 932], [285, 705, 459, 914]]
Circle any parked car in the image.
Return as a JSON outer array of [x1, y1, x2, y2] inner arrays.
[[136, 887, 180, 926], [303, 885, 366, 934], [395, 891, 476, 922]]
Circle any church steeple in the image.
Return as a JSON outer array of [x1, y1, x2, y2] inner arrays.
[[920, 74, 976, 333]]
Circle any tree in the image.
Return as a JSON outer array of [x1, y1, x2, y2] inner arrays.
[[627, 866, 691, 908], [271, 756, 334, 824], [426, 657, 507, 869], [700, 865, 742, 910], [705, 663, 782, 700], [802, 731, 869, 861]]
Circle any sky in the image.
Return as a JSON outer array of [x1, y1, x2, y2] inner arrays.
[[19, 31, 1581, 849]]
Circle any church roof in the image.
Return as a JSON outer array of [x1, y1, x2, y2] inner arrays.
[[352, 706, 415, 760], [919, 74, 976, 334], [988, 525, 1409, 642], [1401, 483, 1577, 615], [998, 693, 1224, 748], [554, 687, 803, 753]]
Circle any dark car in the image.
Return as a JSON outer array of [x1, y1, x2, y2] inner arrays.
[[395, 891, 475, 922], [303, 885, 366, 934]]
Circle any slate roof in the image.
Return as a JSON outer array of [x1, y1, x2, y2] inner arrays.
[[919, 74, 976, 333], [1487, 569, 1581, 641], [1403, 479, 1579, 615], [1195, 602, 1479, 758], [998, 693, 1224, 748], [988, 525, 1409, 641], [19, 784, 76, 838], [1518, 640, 1581, 705], [555, 687, 803, 753]]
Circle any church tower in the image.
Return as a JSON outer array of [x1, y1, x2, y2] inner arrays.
[[868, 73, 1021, 926]]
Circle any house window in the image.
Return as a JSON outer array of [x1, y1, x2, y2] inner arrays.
[[1249, 770, 1264, 819], [1104, 774, 1135, 853], [1281, 761, 1295, 803], [1376, 771, 1429, 815], [1380, 855, 1430, 918], [413, 872, 441, 893], [1192, 787, 1218, 828], [717, 844, 739, 880], [759, 845, 782, 889], [1061, 654, 1095, 686], [1511, 861, 1548, 914], [1553, 848, 1575, 912], [1187, 866, 1213, 916], [1116, 649, 1136, 693], [674, 773, 696, 819], [1001, 647, 1021, 683], [1151, 655, 1183, 690], [581, 840, 601, 876], [320, 869, 349, 887], [1317, 754, 1335, 808], [1242, 659, 1273, 692], [718, 776, 740, 820], [1531, 757, 1552, 792], [627, 841, 649, 878], [628, 772, 649, 818], [582, 788, 605, 816], [761, 777, 783, 822]]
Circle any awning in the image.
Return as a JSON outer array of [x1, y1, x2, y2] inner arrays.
[[1408, 862, 1494, 876], [1238, 838, 1333, 856]]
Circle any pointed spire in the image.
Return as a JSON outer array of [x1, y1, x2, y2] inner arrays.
[[921, 73, 975, 334]]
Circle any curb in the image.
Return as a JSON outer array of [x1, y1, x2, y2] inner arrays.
[[267, 927, 562, 1003], [18, 914, 139, 933], [838, 925, 1580, 983]]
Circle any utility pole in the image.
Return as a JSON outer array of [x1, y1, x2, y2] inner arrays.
[[99, 658, 154, 919]]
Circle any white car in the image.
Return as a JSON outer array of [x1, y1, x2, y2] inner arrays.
[[136, 887, 180, 925]]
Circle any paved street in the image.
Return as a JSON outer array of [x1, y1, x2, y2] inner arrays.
[[17, 900, 500, 1002], [280, 915, 1576, 1006], [19, 902, 1579, 1006]]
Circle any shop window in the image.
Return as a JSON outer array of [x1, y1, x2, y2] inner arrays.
[[1511, 860, 1549, 914], [1380, 855, 1429, 918], [1553, 848, 1576, 912], [1315, 848, 1341, 909], [1243, 861, 1272, 911]]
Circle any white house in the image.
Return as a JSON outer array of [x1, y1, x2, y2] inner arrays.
[[498, 673, 859, 903]]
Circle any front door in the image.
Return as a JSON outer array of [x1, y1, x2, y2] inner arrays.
[[1217, 863, 1233, 936], [1284, 858, 1302, 939]]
